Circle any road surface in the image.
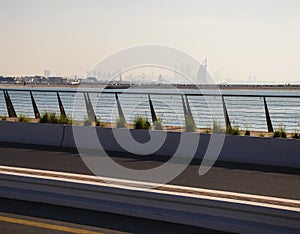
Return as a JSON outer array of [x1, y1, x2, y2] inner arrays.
[[0, 142, 299, 200], [0, 198, 227, 234]]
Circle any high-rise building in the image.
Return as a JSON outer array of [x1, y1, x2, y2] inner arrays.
[[44, 70, 51, 78], [197, 59, 208, 84]]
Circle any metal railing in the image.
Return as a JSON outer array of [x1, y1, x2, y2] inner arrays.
[[1, 87, 300, 132]]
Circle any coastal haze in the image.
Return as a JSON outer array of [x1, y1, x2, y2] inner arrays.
[[1, 0, 300, 83]]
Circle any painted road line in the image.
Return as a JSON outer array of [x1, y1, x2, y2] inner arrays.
[[0, 216, 102, 234]]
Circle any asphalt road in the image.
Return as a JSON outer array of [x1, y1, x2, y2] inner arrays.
[[0, 142, 300, 200], [0, 198, 227, 234]]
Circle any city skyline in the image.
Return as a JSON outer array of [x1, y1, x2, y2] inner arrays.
[[1, 0, 300, 83]]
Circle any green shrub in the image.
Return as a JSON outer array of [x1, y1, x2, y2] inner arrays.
[[226, 125, 240, 135], [185, 115, 196, 132], [0, 116, 7, 121], [273, 131, 280, 138], [153, 118, 163, 130], [133, 116, 150, 129], [49, 112, 59, 124], [95, 120, 102, 127], [204, 127, 212, 134], [39, 112, 58, 124], [39, 112, 72, 125], [292, 125, 300, 139], [273, 126, 286, 138], [244, 123, 251, 136], [18, 114, 30, 123], [58, 115, 72, 125], [116, 117, 127, 128], [213, 120, 225, 134]]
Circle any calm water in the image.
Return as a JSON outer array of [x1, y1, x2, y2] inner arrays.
[[1, 87, 300, 133]]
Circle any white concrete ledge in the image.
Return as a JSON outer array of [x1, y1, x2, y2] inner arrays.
[[0, 166, 299, 233]]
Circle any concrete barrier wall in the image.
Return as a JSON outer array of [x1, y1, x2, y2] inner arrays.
[[0, 121, 64, 146], [62, 126, 300, 168], [1, 121, 300, 168], [219, 135, 300, 167], [0, 169, 299, 233], [62, 126, 208, 155]]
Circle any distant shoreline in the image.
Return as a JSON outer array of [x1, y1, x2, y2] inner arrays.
[[0, 83, 300, 90]]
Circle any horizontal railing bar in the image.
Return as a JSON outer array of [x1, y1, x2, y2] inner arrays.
[[1, 88, 300, 99]]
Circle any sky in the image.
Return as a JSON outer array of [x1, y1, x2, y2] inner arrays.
[[0, 0, 300, 83]]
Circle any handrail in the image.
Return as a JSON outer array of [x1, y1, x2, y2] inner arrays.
[[1, 87, 300, 98], [1, 87, 300, 133]]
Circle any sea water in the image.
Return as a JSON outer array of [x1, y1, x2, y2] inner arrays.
[[0, 87, 299, 133]]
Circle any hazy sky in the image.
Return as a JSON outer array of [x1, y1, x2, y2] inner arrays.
[[0, 0, 300, 82]]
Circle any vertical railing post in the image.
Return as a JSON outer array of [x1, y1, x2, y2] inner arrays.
[[3, 90, 17, 118], [185, 95, 195, 124], [30, 91, 40, 119], [56, 92, 66, 118], [115, 93, 126, 124], [181, 95, 188, 118], [84, 92, 97, 122], [263, 97, 274, 132], [182, 95, 196, 131], [148, 94, 157, 123], [222, 96, 231, 130]]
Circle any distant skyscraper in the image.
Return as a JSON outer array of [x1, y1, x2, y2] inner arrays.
[[119, 72, 123, 82], [197, 58, 208, 84], [44, 70, 50, 78]]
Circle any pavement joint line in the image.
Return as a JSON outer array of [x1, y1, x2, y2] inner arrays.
[[0, 165, 300, 210], [0, 215, 103, 234]]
